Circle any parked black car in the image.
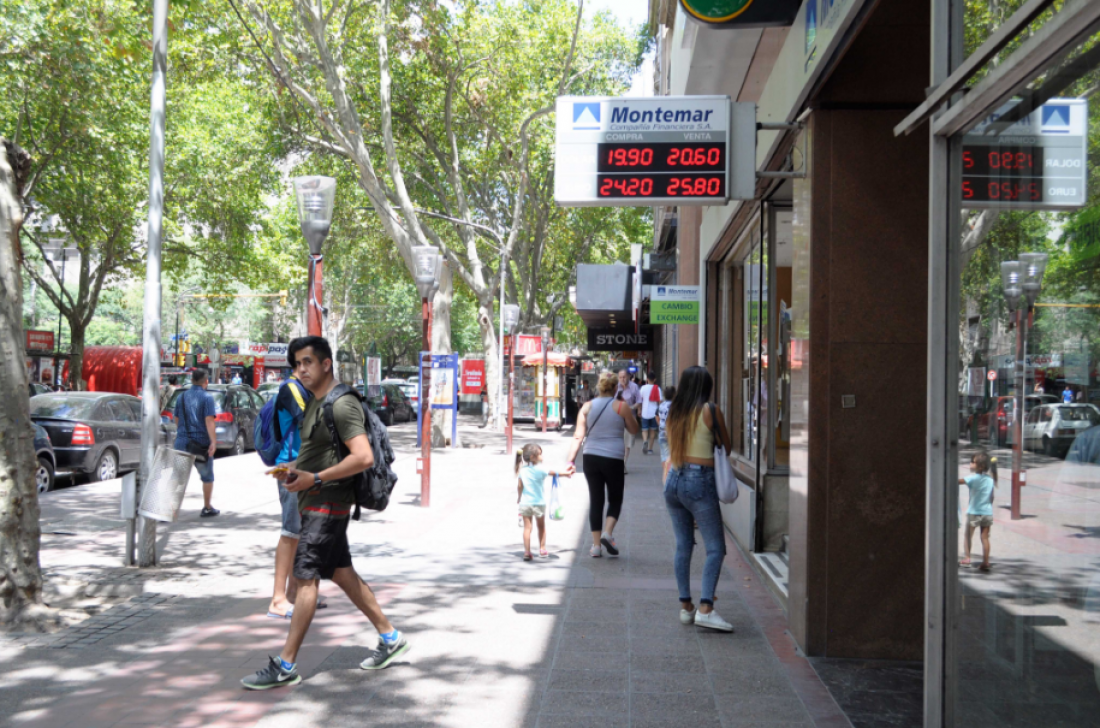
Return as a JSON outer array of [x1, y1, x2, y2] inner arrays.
[[163, 384, 264, 456], [30, 392, 169, 482], [356, 383, 414, 426], [34, 424, 56, 494]]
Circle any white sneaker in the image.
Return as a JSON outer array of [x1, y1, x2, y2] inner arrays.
[[680, 608, 696, 625], [694, 609, 733, 632], [589, 545, 603, 558]]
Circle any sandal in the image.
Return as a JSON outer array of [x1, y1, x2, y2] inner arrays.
[[540, 548, 548, 558], [523, 552, 533, 561], [978, 563, 992, 572], [959, 557, 971, 565]]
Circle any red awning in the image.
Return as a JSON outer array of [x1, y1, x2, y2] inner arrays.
[[521, 351, 573, 367]]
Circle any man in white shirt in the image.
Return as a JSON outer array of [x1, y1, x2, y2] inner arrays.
[[638, 371, 662, 455]]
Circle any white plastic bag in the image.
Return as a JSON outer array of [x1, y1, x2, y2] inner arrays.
[[548, 475, 565, 521]]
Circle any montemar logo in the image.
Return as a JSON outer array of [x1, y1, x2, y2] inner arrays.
[[610, 106, 716, 125]]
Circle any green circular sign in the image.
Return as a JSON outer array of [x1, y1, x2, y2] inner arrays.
[[679, 0, 755, 24]]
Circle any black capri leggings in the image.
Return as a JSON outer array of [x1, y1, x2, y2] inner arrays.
[[582, 454, 626, 532]]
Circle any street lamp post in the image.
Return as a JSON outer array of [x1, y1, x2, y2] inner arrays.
[[413, 246, 443, 507], [44, 240, 78, 388], [540, 325, 551, 433], [502, 304, 520, 452], [1001, 253, 1047, 521], [293, 176, 336, 337]]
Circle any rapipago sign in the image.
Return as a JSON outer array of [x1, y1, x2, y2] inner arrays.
[[679, 0, 800, 26], [650, 285, 701, 325]]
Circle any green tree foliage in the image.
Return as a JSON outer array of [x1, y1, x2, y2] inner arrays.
[[1, 0, 284, 386]]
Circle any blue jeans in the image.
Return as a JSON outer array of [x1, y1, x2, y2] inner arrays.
[[664, 464, 726, 606]]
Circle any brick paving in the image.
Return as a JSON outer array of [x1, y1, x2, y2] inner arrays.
[[1, 418, 851, 728]]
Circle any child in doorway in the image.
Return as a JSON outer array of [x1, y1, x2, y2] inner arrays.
[[657, 386, 676, 483], [959, 451, 997, 572], [515, 444, 574, 561]]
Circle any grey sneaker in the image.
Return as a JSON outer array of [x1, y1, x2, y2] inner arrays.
[[241, 656, 301, 690], [601, 534, 619, 557], [360, 633, 410, 670]]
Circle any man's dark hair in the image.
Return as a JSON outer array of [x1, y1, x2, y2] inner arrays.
[[168, 375, 178, 385], [647, 371, 656, 382], [288, 336, 333, 368], [192, 369, 207, 384]]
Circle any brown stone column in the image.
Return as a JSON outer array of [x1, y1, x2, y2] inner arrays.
[[787, 0, 929, 660]]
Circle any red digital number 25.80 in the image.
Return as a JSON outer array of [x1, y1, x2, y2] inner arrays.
[[668, 177, 721, 196]]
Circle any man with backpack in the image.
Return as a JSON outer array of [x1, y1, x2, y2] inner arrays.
[[258, 363, 311, 620], [242, 336, 408, 691]]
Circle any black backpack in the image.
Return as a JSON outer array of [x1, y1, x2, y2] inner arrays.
[[320, 384, 399, 519]]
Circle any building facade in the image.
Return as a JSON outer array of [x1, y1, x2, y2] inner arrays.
[[647, 0, 1100, 724]]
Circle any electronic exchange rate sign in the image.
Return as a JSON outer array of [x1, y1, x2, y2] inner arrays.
[[555, 96, 731, 206], [961, 98, 1088, 209]]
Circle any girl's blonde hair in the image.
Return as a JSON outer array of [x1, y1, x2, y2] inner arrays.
[[596, 372, 617, 397], [972, 451, 998, 485]]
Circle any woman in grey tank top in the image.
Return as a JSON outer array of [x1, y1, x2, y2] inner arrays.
[[567, 373, 640, 558]]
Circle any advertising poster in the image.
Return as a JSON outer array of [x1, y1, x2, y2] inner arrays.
[[431, 368, 455, 406], [461, 360, 486, 394]]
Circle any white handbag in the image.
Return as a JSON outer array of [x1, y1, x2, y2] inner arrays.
[[709, 404, 739, 504]]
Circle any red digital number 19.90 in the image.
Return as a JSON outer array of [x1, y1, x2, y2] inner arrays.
[[607, 147, 654, 167]]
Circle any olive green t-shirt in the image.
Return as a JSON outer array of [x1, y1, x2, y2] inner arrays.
[[295, 391, 366, 513]]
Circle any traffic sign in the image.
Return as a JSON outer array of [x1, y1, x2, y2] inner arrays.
[[987, 370, 997, 381]]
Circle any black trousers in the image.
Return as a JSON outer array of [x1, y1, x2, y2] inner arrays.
[[582, 454, 625, 532]]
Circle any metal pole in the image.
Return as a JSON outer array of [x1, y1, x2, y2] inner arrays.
[[507, 334, 514, 453], [420, 297, 432, 508], [497, 249, 506, 432], [138, 0, 169, 567], [174, 302, 180, 366], [542, 342, 548, 434], [308, 254, 324, 336], [1011, 306, 1025, 520], [55, 254, 65, 387]]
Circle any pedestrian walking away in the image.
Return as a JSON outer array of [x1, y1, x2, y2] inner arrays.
[[242, 336, 409, 691], [638, 371, 662, 455], [479, 383, 490, 428], [657, 385, 676, 482], [959, 451, 997, 572], [514, 444, 574, 560], [174, 369, 220, 517], [664, 366, 734, 632], [567, 372, 639, 558], [614, 369, 642, 469], [264, 366, 313, 619]]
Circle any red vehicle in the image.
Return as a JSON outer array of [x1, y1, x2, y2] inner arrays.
[[971, 394, 1058, 446]]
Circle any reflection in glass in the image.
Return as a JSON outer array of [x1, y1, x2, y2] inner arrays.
[[952, 32, 1100, 726]]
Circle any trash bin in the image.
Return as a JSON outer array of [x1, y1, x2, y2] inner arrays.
[[138, 446, 196, 522]]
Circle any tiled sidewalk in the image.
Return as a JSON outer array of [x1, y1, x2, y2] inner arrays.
[[2, 420, 852, 728]]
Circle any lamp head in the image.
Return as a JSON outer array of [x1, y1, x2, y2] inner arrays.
[[502, 304, 521, 332], [412, 246, 442, 300], [1020, 252, 1048, 305], [293, 176, 336, 255], [1001, 261, 1023, 311]]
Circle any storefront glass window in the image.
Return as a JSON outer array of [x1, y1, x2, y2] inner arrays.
[[950, 30, 1100, 725], [742, 234, 767, 462]]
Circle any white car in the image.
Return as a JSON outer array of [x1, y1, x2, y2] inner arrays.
[[1024, 403, 1100, 457]]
